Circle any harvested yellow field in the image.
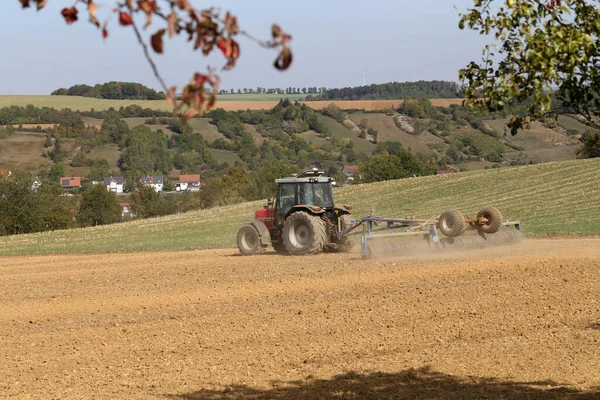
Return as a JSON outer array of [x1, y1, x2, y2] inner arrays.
[[0, 95, 464, 112], [1, 239, 599, 399]]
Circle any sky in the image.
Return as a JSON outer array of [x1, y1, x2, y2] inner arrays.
[[0, 0, 491, 95]]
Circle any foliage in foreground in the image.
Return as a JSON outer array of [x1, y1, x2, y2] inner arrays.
[[459, 0, 600, 134]]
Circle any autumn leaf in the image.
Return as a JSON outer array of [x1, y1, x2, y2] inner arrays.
[[36, 0, 48, 10], [207, 94, 216, 109], [274, 47, 292, 70], [19, 0, 30, 8], [166, 87, 177, 107], [272, 24, 282, 39], [119, 12, 133, 26], [61, 7, 78, 25], [138, 0, 157, 29], [151, 29, 166, 54], [88, 1, 99, 28], [167, 12, 177, 37], [218, 38, 240, 70]]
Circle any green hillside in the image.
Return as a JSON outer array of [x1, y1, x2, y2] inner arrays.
[[1, 158, 598, 257]]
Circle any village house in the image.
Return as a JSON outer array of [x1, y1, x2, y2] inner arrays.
[[140, 176, 163, 192], [0, 170, 11, 178], [104, 176, 125, 194], [120, 202, 136, 218], [341, 165, 359, 183], [59, 176, 81, 191], [176, 174, 202, 192]]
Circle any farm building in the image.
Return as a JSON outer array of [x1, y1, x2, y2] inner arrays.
[[60, 177, 81, 191], [177, 174, 202, 191], [342, 165, 359, 183], [104, 176, 125, 194], [140, 176, 164, 192]]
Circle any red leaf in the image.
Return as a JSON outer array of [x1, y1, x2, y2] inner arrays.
[[274, 47, 293, 71], [19, 0, 30, 9], [207, 94, 216, 109], [119, 12, 133, 26], [102, 25, 109, 39], [151, 29, 166, 54], [218, 38, 240, 70], [61, 7, 78, 25]]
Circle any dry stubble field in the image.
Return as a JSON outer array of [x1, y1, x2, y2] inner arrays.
[[1, 238, 600, 399]]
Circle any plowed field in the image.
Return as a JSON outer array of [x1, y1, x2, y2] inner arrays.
[[1, 238, 600, 399]]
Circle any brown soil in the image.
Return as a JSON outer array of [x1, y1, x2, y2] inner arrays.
[[1, 238, 599, 399]]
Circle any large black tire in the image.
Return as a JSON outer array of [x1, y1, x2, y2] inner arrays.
[[236, 224, 264, 256], [282, 212, 327, 255], [477, 207, 503, 234], [438, 209, 466, 238], [338, 214, 355, 253]]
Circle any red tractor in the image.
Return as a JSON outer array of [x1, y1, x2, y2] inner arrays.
[[236, 168, 354, 256]]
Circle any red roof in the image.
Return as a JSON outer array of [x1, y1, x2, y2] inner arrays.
[[0, 170, 11, 178], [60, 177, 81, 187], [179, 174, 201, 183], [343, 165, 359, 174]]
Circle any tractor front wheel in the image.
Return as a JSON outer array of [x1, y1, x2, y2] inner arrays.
[[283, 212, 327, 255], [236, 224, 264, 256]]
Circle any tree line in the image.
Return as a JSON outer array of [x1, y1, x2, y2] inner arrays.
[[217, 87, 327, 95], [51, 82, 166, 100], [305, 81, 462, 101]]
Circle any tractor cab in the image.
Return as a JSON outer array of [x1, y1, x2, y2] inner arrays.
[[273, 174, 334, 229], [254, 168, 337, 230], [240, 168, 354, 256]]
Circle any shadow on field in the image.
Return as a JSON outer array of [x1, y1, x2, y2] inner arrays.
[[171, 366, 600, 400]]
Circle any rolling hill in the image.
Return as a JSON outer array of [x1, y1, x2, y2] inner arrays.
[[0, 158, 597, 257]]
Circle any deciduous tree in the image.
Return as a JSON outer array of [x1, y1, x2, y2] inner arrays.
[[459, 0, 600, 134]]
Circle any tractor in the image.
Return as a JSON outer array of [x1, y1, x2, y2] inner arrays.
[[236, 169, 524, 258], [236, 168, 354, 256]]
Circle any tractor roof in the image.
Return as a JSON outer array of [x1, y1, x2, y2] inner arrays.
[[276, 168, 335, 184], [276, 176, 334, 184]]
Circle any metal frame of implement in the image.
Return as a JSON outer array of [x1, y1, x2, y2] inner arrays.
[[339, 216, 523, 259]]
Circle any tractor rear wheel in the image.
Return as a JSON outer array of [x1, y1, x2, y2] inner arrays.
[[477, 207, 503, 234], [236, 224, 264, 256], [283, 212, 327, 255], [438, 209, 466, 237], [338, 214, 355, 253]]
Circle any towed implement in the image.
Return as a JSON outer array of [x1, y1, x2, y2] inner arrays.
[[236, 169, 524, 258]]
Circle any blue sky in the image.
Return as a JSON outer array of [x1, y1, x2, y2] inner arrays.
[[1, 0, 490, 94]]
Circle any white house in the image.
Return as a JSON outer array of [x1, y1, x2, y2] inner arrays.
[[104, 176, 125, 194], [176, 174, 202, 191], [140, 176, 164, 192]]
